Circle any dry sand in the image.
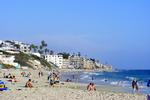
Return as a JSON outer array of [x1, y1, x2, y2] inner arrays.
[[0, 69, 147, 100]]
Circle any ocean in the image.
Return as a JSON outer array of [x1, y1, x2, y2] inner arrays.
[[61, 70, 150, 94]]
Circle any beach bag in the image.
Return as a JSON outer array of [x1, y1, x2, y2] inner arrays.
[[0, 81, 8, 91]]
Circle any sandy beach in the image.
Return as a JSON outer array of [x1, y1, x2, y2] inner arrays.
[[0, 69, 147, 100]]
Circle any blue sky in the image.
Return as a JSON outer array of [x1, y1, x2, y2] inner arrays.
[[0, 0, 150, 69]]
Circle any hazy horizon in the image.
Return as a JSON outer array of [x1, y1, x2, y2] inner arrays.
[[0, 0, 150, 69]]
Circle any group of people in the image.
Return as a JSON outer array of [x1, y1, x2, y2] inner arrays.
[[21, 72, 32, 78], [87, 82, 96, 91], [38, 71, 43, 78], [132, 80, 139, 93], [48, 71, 60, 86], [132, 79, 150, 93], [3, 73, 17, 83]]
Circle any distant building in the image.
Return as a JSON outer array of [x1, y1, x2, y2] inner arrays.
[[44, 54, 63, 68], [95, 62, 112, 71], [19, 43, 31, 53], [62, 59, 70, 69], [69, 55, 84, 69], [83, 58, 95, 69], [13, 41, 31, 53], [0, 40, 20, 54], [0, 40, 31, 54]]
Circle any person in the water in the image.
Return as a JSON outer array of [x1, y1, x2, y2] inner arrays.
[[147, 80, 150, 87]]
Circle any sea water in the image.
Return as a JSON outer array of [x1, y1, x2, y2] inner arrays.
[[61, 70, 150, 94]]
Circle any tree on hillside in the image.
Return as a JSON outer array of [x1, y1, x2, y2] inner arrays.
[[41, 40, 47, 48], [58, 52, 70, 59], [90, 58, 96, 63], [30, 44, 38, 53], [44, 48, 49, 54], [78, 52, 81, 57], [38, 40, 48, 54], [50, 50, 54, 55]]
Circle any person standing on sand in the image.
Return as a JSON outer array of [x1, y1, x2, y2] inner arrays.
[[132, 80, 139, 93], [38, 71, 41, 78], [41, 72, 43, 76]]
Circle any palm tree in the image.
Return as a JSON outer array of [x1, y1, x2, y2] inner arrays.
[[58, 52, 70, 59], [78, 52, 81, 57], [38, 40, 48, 54], [35, 46, 38, 52], [30, 44, 38, 53], [50, 50, 54, 55], [44, 48, 49, 54], [41, 40, 47, 48]]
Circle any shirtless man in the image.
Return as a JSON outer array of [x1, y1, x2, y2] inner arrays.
[[25, 79, 33, 88], [87, 83, 96, 91]]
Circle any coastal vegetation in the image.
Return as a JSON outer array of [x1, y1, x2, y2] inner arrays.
[[0, 50, 53, 69]]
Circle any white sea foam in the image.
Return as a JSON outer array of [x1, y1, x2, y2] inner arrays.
[[83, 72, 103, 76], [110, 81, 130, 87], [80, 75, 91, 80], [126, 76, 137, 80], [110, 81, 119, 85], [100, 78, 108, 82]]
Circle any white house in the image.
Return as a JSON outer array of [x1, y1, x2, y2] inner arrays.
[[44, 54, 63, 68], [0, 55, 20, 68], [13, 41, 31, 53], [19, 44, 30, 53], [0, 40, 31, 54]]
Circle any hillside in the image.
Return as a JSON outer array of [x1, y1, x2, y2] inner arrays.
[[0, 50, 56, 70]]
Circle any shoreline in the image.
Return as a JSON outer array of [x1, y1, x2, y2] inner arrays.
[[59, 68, 114, 73]]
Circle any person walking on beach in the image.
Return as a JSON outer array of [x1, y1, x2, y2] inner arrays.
[[38, 71, 42, 78]]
